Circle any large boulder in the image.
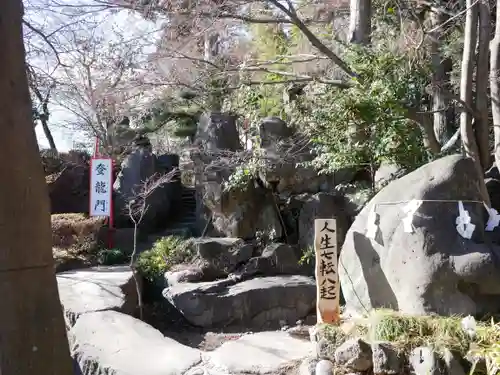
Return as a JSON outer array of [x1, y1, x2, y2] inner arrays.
[[258, 117, 293, 147], [374, 162, 405, 190], [204, 177, 283, 239], [231, 243, 303, 280], [189, 237, 254, 280], [47, 164, 90, 214], [113, 146, 155, 206], [195, 112, 242, 151], [257, 118, 351, 194], [70, 311, 201, 375], [113, 145, 180, 230], [298, 193, 349, 252], [205, 331, 313, 374], [194, 112, 282, 239], [57, 266, 139, 326], [163, 275, 315, 328], [339, 155, 500, 317]]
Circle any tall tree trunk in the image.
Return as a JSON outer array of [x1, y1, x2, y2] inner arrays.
[[39, 102, 58, 152], [429, 4, 453, 145], [204, 33, 223, 112], [476, 0, 491, 170], [491, 0, 500, 172], [34, 89, 57, 152], [0, 1, 73, 374], [460, 0, 490, 204], [40, 117, 57, 152], [349, 0, 372, 44], [348, 0, 372, 146]]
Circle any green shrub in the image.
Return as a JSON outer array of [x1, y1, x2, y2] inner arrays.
[[136, 236, 194, 282], [97, 248, 128, 265], [298, 246, 315, 266]]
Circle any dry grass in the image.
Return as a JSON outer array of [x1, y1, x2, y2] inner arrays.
[[319, 309, 500, 359], [51, 214, 106, 269]]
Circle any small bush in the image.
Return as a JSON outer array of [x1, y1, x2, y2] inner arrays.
[[51, 213, 105, 254], [97, 248, 129, 265], [136, 236, 195, 282], [298, 246, 315, 266]]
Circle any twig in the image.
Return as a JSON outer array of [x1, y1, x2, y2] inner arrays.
[[426, 0, 480, 34], [22, 20, 67, 67], [125, 168, 179, 320]]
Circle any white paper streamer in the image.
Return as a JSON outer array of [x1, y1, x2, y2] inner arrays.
[[401, 199, 423, 233], [456, 201, 475, 239], [483, 203, 500, 232], [366, 206, 379, 239]]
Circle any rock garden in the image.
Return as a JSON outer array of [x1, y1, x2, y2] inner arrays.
[[45, 114, 500, 375]]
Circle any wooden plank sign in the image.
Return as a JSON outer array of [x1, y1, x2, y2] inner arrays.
[[315, 218, 340, 324]]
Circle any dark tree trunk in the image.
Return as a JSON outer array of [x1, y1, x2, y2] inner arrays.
[[476, 0, 491, 170], [40, 111, 57, 152], [0, 1, 73, 374]]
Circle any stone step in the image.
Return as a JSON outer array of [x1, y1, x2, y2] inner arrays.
[[176, 212, 196, 218], [178, 208, 196, 213], [179, 202, 196, 206], [177, 213, 196, 218]]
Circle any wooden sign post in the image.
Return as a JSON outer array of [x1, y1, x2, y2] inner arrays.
[[315, 218, 340, 324]]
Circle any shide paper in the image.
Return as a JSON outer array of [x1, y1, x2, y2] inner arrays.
[[366, 206, 379, 240], [483, 203, 500, 232], [401, 199, 423, 233], [456, 201, 475, 239]]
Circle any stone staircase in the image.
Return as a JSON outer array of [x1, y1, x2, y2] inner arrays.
[[145, 186, 198, 245]]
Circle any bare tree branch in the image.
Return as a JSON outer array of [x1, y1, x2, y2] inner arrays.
[[23, 19, 67, 67], [126, 168, 179, 321]]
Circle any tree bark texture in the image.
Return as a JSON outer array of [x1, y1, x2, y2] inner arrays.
[[40, 112, 58, 152], [31, 85, 57, 152], [349, 0, 372, 44], [459, 0, 490, 204], [491, 0, 500, 172], [475, 0, 491, 170], [348, 0, 372, 146], [0, 1, 73, 374], [429, 4, 453, 145]]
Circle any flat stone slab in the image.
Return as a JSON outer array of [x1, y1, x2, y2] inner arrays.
[[57, 265, 138, 326], [205, 331, 313, 374], [70, 310, 202, 375], [165, 275, 316, 328]]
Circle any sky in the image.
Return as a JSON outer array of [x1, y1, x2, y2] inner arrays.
[[35, 109, 76, 151], [30, 2, 162, 152]]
